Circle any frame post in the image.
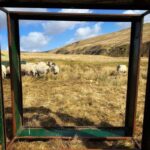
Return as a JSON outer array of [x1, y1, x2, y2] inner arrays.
[[7, 14, 23, 136], [125, 17, 143, 136], [141, 48, 150, 150], [0, 45, 6, 150]]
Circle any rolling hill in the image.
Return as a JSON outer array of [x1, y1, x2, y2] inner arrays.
[[51, 23, 150, 57]]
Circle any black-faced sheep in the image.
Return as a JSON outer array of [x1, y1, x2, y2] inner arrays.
[[48, 63, 60, 75]]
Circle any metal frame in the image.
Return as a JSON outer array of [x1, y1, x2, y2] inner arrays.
[[0, 44, 6, 150], [141, 23, 150, 150], [0, 0, 150, 9], [0, 8, 149, 150]]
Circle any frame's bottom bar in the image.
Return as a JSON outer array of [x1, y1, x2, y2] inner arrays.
[[16, 127, 131, 140]]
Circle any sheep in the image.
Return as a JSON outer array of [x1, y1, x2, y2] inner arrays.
[[38, 62, 47, 66], [21, 63, 38, 76], [1, 65, 6, 79], [50, 63, 60, 75], [36, 62, 50, 76], [25, 63, 38, 76], [47, 62, 60, 75], [117, 64, 127, 74], [6, 66, 10, 77], [47, 61, 53, 67], [21, 64, 27, 76], [6, 63, 38, 77], [4, 62, 59, 78]]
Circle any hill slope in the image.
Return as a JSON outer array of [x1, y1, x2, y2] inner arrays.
[[51, 23, 150, 57]]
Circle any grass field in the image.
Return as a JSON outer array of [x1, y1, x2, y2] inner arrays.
[[1, 53, 148, 149]]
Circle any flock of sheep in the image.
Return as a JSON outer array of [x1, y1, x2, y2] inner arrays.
[[1, 63, 127, 79], [1, 61, 60, 79]]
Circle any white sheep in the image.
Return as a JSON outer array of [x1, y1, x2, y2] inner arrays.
[[6, 66, 10, 77], [36, 62, 50, 76], [1, 65, 6, 79], [21, 63, 37, 76], [117, 64, 127, 74], [38, 62, 47, 66], [21, 64, 27, 76]]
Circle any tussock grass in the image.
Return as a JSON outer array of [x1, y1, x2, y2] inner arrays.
[[21, 60, 127, 127], [1, 54, 148, 149], [11, 139, 137, 150]]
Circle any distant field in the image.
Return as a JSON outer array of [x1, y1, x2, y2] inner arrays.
[[1, 53, 148, 150]]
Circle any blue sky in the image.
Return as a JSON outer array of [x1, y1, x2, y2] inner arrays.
[[0, 8, 149, 52]]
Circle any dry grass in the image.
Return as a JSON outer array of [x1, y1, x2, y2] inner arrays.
[[1, 53, 148, 150], [11, 139, 138, 150]]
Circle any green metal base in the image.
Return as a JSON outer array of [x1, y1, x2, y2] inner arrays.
[[16, 127, 127, 139]]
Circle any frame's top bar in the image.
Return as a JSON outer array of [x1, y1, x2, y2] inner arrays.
[[141, 10, 150, 17], [0, 7, 8, 13], [9, 11, 141, 22], [0, 0, 150, 9]]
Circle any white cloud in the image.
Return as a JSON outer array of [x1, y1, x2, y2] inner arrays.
[[42, 9, 93, 35], [21, 32, 50, 51], [3, 8, 50, 51], [75, 23, 101, 39], [67, 23, 103, 44], [59, 9, 93, 14], [117, 10, 150, 29], [42, 21, 84, 35]]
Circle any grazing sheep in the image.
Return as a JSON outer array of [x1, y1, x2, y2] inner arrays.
[[6, 66, 10, 77], [21, 63, 37, 76], [26, 63, 38, 76], [47, 61, 53, 67], [38, 61, 47, 66], [6, 64, 35, 77], [50, 63, 60, 75], [1, 65, 6, 79], [21, 64, 28, 76], [5, 62, 60, 77], [36, 62, 50, 76], [117, 64, 127, 74]]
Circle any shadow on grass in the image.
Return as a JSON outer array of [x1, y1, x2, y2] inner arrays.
[[4, 106, 135, 149]]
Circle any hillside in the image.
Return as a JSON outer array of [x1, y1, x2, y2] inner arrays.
[[51, 23, 150, 57]]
